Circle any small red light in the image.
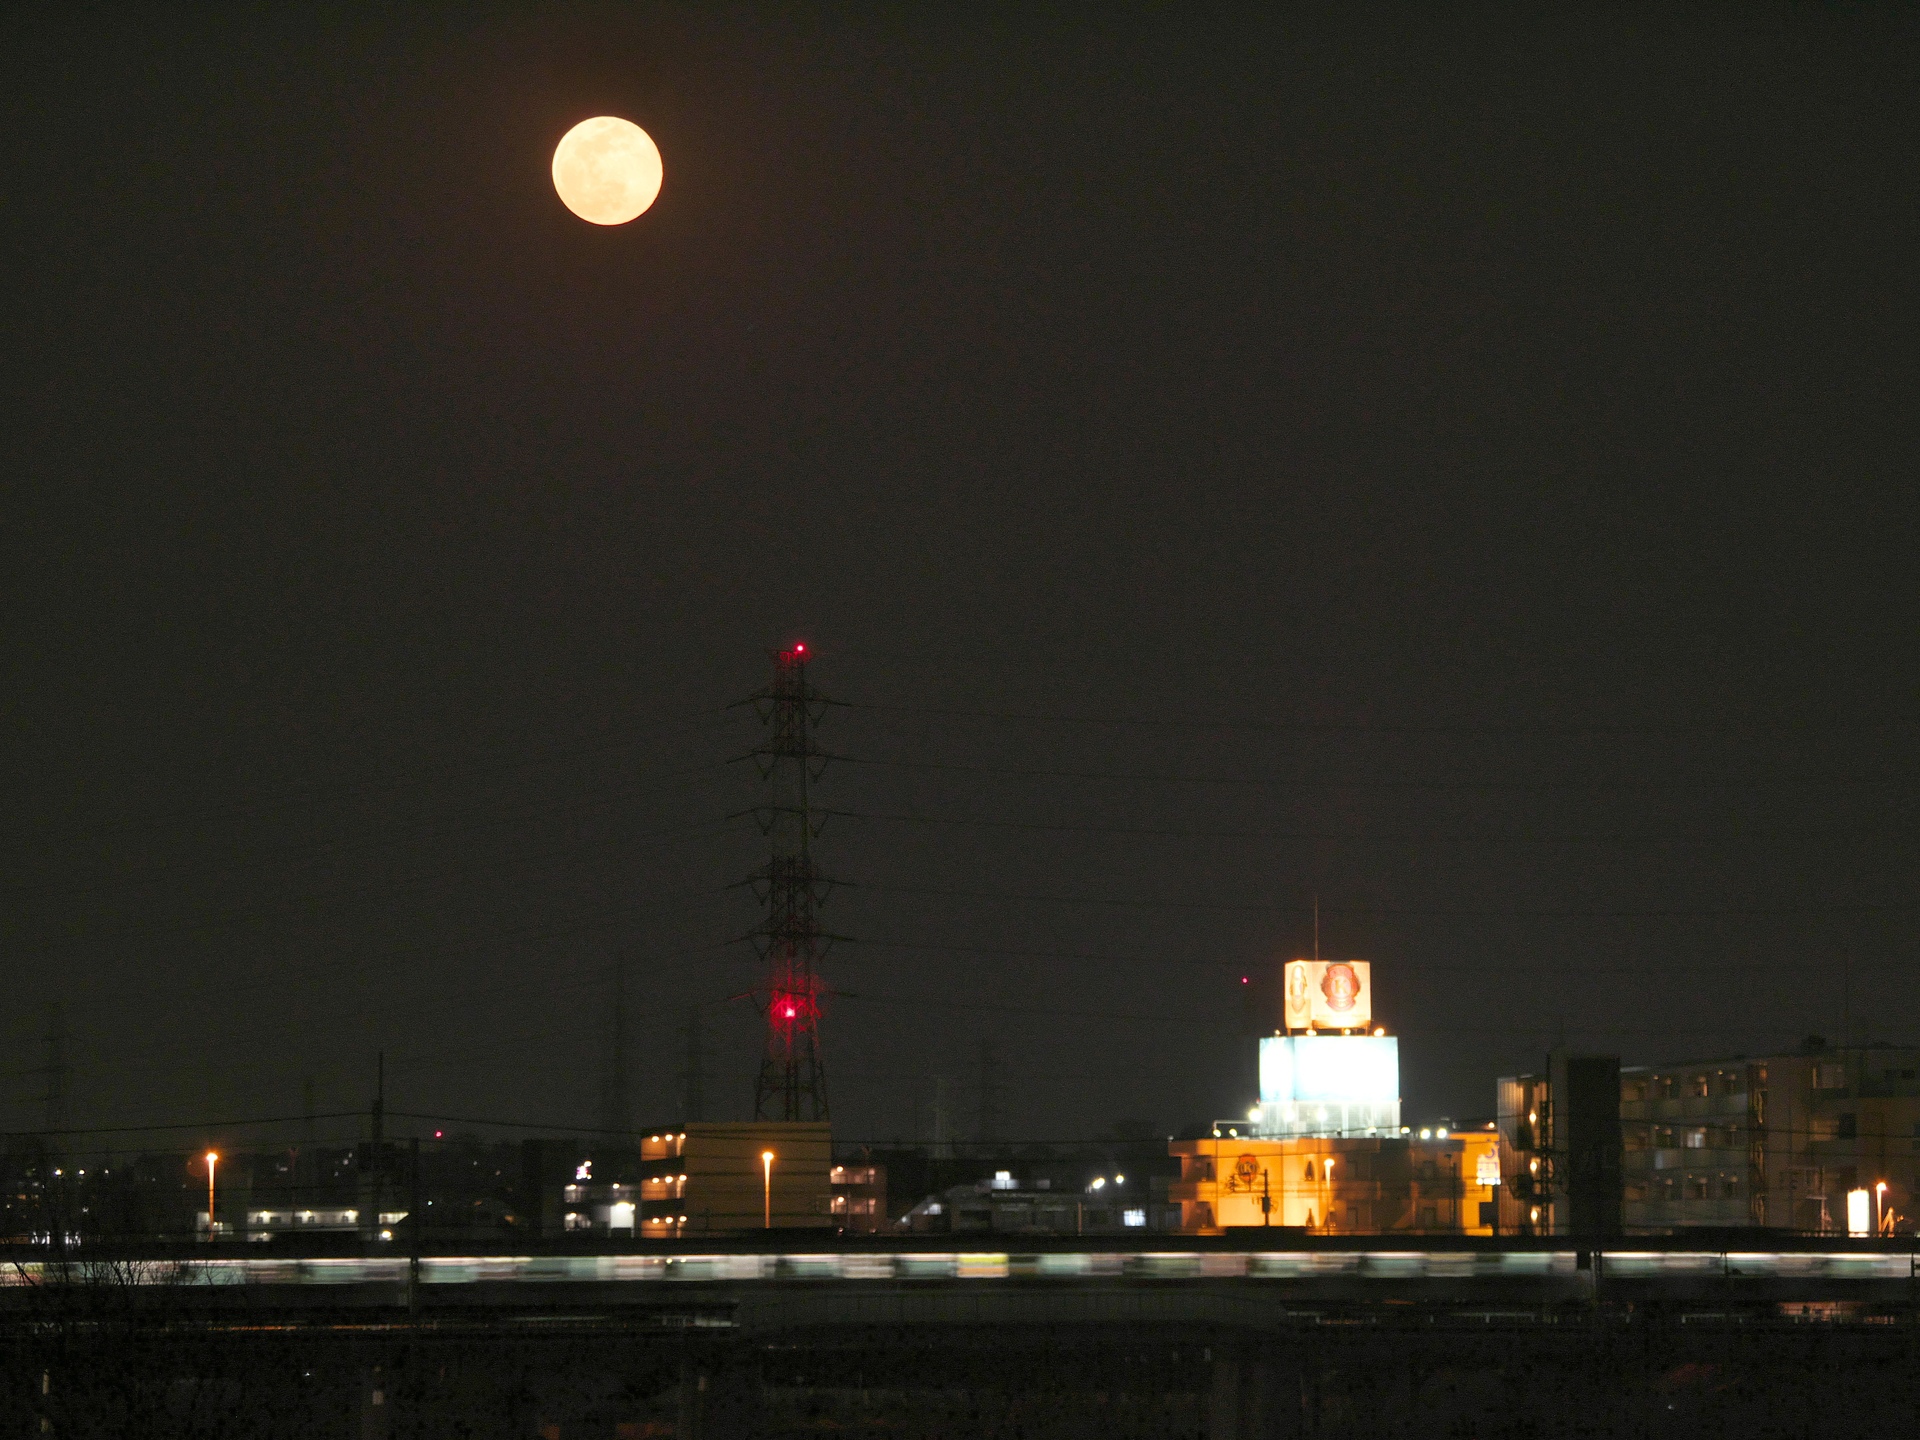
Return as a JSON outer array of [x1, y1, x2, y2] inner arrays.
[[795, 643, 806, 652], [1241, 976, 1249, 984], [784, 1005, 796, 1018], [434, 1130, 443, 1139]]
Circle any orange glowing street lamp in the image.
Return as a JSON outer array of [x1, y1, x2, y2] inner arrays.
[[205, 1151, 219, 1237], [1876, 1180, 1888, 1235], [761, 1150, 776, 1230]]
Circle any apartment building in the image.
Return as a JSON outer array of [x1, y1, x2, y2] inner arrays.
[[1501, 1041, 1920, 1237]]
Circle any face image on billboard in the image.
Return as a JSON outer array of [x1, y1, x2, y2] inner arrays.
[[1283, 959, 1372, 1030], [1283, 961, 1312, 1030]]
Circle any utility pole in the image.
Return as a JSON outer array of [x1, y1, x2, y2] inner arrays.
[[975, 1040, 1001, 1147], [37, 1004, 69, 1259], [362, 1053, 386, 1243], [41, 1003, 68, 1136], [600, 963, 632, 1138], [297, 1076, 318, 1212], [736, 644, 840, 1122], [408, 1136, 422, 1314], [680, 1006, 707, 1122], [931, 1076, 952, 1160]]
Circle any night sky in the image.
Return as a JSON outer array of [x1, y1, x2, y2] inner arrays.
[[4, 7, 1916, 1151]]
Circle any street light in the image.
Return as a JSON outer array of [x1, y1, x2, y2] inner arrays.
[[205, 1152, 219, 1238], [761, 1150, 776, 1230]]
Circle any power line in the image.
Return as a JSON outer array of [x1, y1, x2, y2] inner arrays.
[[386, 1109, 667, 1137], [844, 700, 1920, 739], [843, 754, 1912, 793], [2, 766, 736, 906], [840, 936, 1918, 976], [0, 708, 751, 859], [847, 880, 1920, 921], [16, 1110, 365, 1138], [2, 818, 745, 949], [827, 807, 1911, 847], [0, 922, 740, 1087]]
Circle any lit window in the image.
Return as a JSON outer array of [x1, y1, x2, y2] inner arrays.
[[1122, 1208, 1147, 1228]]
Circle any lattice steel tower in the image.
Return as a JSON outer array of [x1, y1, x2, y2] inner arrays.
[[739, 644, 837, 1121]]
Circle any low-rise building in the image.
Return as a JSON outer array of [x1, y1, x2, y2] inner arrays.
[[1624, 1043, 1920, 1235], [903, 1169, 1155, 1235], [1496, 1053, 1622, 1238], [639, 1122, 832, 1237], [830, 1160, 886, 1233], [1170, 954, 1499, 1235], [1170, 1128, 1498, 1235], [1500, 1040, 1920, 1237]]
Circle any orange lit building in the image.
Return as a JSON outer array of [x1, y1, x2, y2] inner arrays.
[[1171, 1128, 1498, 1235], [1173, 956, 1500, 1234]]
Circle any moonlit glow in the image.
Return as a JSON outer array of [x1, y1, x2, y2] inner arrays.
[[551, 116, 663, 225]]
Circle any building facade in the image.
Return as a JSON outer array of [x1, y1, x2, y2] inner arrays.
[[1501, 1042, 1920, 1237], [1170, 1130, 1498, 1235], [903, 1169, 1157, 1235], [1495, 1053, 1622, 1238], [639, 1122, 833, 1237], [1173, 955, 1498, 1235], [1623, 1045, 1920, 1235], [829, 1160, 886, 1233]]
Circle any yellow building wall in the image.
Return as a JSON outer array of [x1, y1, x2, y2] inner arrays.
[[1172, 1132, 1496, 1236], [677, 1122, 833, 1234]]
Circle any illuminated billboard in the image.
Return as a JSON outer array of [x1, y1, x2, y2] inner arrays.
[[1260, 1035, 1399, 1104], [1282, 959, 1373, 1031]]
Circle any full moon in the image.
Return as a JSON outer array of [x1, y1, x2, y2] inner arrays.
[[551, 116, 663, 225]]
